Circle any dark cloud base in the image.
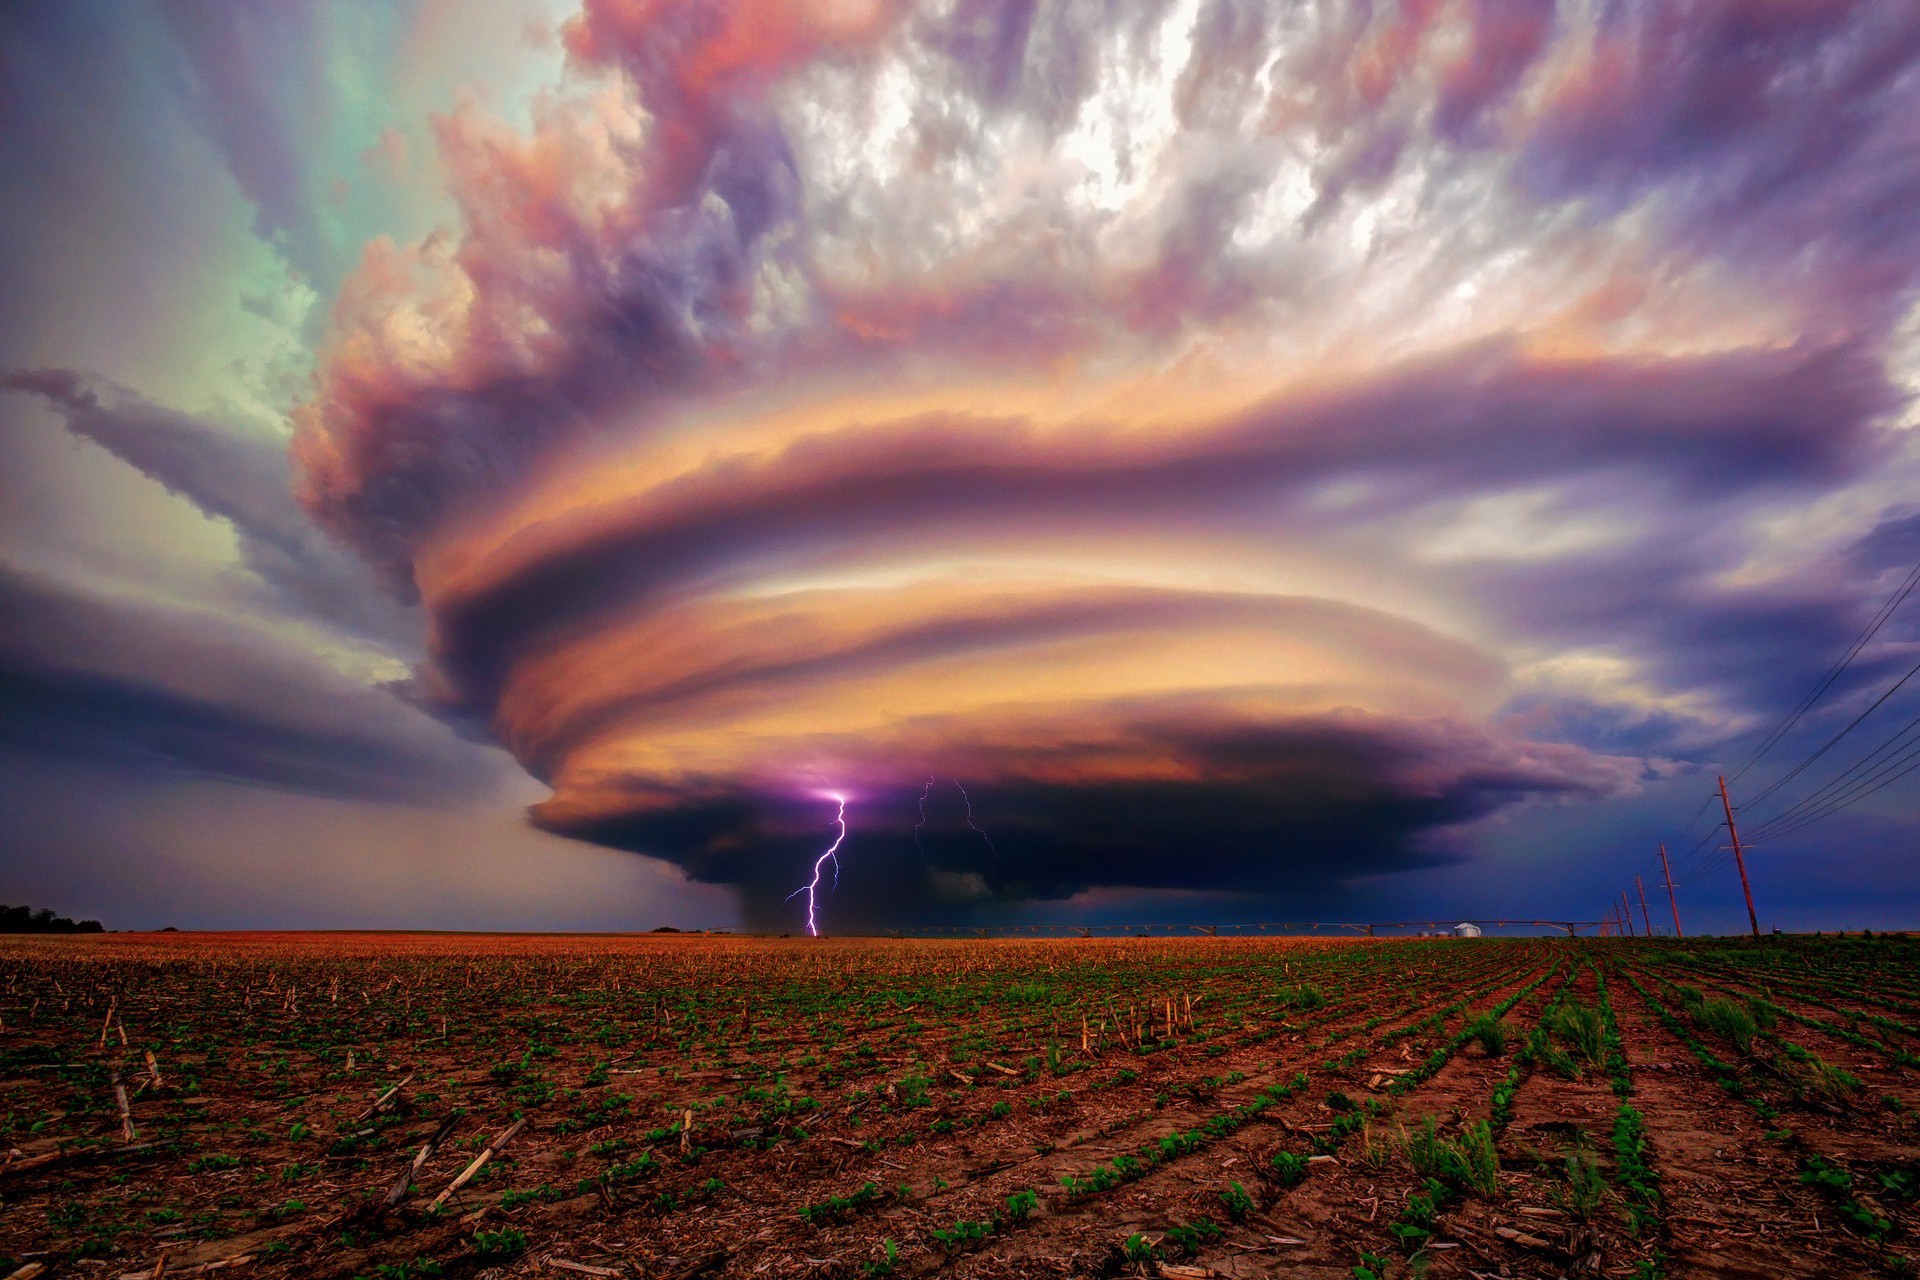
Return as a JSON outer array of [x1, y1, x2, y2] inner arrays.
[[535, 712, 1628, 929], [544, 779, 1473, 931]]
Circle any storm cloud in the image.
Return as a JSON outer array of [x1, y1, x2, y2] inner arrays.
[[3, 370, 414, 645], [0, 566, 495, 802], [281, 0, 1920, 925]]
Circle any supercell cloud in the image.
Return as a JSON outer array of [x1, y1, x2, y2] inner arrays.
[[288, 0, 1920, 926]]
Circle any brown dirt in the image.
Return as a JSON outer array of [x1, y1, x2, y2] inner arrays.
[[1610, 976, 1888, 1277], [2, 934, 1917, 1279]]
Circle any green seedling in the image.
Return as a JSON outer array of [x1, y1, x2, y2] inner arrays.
[[471, 1226, 527, 1259], [1164, 1217, 1223, 1254], [930, 1218, 991, 1252], [862, 1238, 900, 1277]]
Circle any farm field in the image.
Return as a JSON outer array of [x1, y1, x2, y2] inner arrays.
[[2, 933, 1919, 1279]]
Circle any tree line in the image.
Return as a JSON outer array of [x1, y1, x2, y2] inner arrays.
[[0, 904, 105, 933]]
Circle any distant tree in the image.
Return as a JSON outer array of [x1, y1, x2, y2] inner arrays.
[[0, 904, 105, 933]]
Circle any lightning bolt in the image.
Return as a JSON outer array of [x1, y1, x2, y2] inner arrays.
[[787, 793, 846, 937], [912, 778, 997, 869], [953, 779, 997, 868], [915, 776, 937, 858]]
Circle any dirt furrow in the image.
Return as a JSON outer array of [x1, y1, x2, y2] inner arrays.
[[916, 957, 1566, 1278], [1611, 972, 1885, 1278]]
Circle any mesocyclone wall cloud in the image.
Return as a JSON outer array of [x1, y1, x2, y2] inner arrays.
[[290, 0, 1920, 927]]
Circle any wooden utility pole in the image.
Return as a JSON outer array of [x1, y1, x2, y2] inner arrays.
[[1718, 775, 1761, 941], [1659, 843, 1683, 938], [1620, 891, 1637, 937], [1636, 875, 1654, 937]]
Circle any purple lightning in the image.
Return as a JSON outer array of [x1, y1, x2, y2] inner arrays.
[[787, 793, 847, 937], [953, 780, 998, 867], [913, 778, 997, 868], [914, 776, 937, 857]]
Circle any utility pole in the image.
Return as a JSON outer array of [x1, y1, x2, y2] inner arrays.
[[1718, 775, 1761, 941], [1636, 875, 1654, 937], [1659, 843, 1683, 938], [1620, 891, 1637, 937]]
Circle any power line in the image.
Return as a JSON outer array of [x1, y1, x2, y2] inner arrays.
[[1626, 559, 1920, 923], [1747, 733, 1920, 844], [1729, 562, 1920, 782], [1740, 707, 1920, 842], [1678, 846, 1735, 886], [1740, 650, 1920, 810], [1682, 657, 1920, 860], [1662, 820, 1726, 882], [1668, 792, 1718, 851]]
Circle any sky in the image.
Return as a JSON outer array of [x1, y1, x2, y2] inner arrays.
[[4, 0, 1920, 935]]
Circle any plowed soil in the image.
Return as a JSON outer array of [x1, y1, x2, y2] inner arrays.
[[2, 931, 1916, 1279]]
